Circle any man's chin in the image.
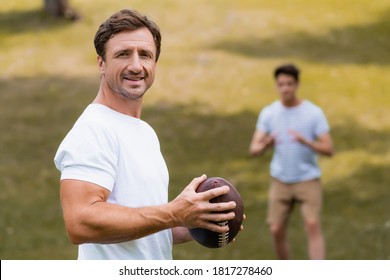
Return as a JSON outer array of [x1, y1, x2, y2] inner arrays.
[[118, 90, 146, 100]]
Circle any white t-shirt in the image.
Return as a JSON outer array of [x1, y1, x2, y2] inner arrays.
[[54, 104, 173, 259], [256, 100, 330, 183]]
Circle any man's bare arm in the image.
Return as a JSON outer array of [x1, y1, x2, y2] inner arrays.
[[289, 130, 334, 156], [60, 175, 236, 245], [249, 130, 274, 156]]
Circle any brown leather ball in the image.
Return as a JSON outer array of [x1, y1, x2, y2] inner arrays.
[[189, 177, 244, 248]]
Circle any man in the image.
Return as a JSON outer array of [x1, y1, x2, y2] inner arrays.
[[249, 64, 333, 260], [54, 9, 237, 260]]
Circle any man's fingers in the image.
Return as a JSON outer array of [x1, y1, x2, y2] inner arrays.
[[186, 174, 207, 191], [202, 185, 230, 201], [198, 221, 230, 233], [208, 200, 236, 213], [240, 214, 246, 231], [202, 211, 235, 223]]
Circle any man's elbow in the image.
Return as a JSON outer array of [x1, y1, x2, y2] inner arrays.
[[324, 146, 334, 157], [68, 233, 83, 245], [65, 222, 86, 245], [249, 147, 260, 157], [63, 213, 91, 245]]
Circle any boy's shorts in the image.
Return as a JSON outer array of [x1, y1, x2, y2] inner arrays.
[[267, 178, 322, 225]]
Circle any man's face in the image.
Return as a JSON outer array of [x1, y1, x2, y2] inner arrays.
[[98, 28, 157, 100], [275, 74, 299, 104]]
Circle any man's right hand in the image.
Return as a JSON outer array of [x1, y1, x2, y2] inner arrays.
[[249, 130, 275, 156], [168, 174, 236, 233]]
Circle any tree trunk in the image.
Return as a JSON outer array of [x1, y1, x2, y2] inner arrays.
[[44, 0, 80, 20]]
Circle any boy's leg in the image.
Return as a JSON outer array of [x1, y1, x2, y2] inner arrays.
[[295, 179, 325, 260], [267, 178, 294, 259]]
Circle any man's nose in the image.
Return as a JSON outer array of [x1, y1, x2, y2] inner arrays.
[[127, 53, 142, 72]]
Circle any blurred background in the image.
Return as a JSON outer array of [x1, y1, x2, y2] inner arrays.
[[0, 0, 389, 259]]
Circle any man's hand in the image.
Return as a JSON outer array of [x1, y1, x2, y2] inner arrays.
[[288, 129, 306, 144], [289, 129, 334, 156], [169, 175, 237, 233], [263, 135, 275, 147], [249, 130, 275, 156], [231, 214, 246, 243]]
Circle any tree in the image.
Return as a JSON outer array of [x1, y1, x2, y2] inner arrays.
[[44, 0, 80, 20]]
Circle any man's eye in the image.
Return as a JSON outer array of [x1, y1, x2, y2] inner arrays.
[[117, 52, 128, 57], [140, 52, 152, 59]]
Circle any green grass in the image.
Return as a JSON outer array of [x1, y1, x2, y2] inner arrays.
[[1, 0, 389, 259]]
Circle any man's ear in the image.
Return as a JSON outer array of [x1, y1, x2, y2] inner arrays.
[[97, 55, 105, 73]]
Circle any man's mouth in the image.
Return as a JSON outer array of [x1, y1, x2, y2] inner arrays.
[[124, 76, 144, 81]]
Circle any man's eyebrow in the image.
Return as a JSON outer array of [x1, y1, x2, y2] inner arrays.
[[112, 46, 154, 56], [140, 49, 154, 56], [113, 48, 131, 55]]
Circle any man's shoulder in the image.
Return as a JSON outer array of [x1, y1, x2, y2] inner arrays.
[[64, 104, 125, 145], [77, 104, 149, 129], [301, 100, 325, 115], [261, 100, 281, 113], [302, 100, 322, 109], [71, 104, 157, 142], [72, 104, 113, 131], [268, 100, 281, 108]]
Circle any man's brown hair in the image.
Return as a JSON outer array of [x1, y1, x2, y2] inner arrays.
[[94, 9, 161, 61], [274, 64, 300, 82]]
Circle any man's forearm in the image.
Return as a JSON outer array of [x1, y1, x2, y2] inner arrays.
[[65, 201, 177, 245], [249, 141, 268, 156], [301, 139, 333, 156], [250, 136, 273, 156]]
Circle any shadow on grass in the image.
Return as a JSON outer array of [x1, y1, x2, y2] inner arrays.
[[324, 162, 390, 259], [1, 75, 389, 259], [210, 8, 390, 65], [331, 117, 390, 155], [0, 8, 73, 36], [144, 103, 258, 178]]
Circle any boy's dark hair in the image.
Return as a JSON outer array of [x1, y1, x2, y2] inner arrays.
[[94, 9, 161, 62], [274, 64, 300, 82]]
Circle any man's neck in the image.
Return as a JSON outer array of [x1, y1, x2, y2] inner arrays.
[[281, 98, 302, 108], [94, 85, 143, 119]]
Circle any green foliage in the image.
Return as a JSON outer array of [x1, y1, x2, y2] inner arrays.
[[1, 0, 389, 259]]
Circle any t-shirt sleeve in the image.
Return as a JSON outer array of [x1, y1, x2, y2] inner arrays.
[[255, 107, 271, 133], [314, 108, 330, 137], [54, 121, 117, 191]]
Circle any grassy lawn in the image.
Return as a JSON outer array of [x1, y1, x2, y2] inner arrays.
[[1, 0, 389, 259]]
